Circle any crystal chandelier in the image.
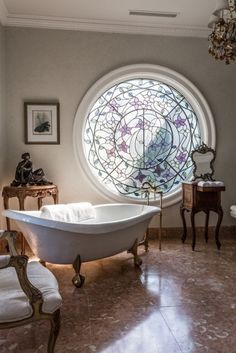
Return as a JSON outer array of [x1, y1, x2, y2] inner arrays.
[[208, 0, 236, 64]]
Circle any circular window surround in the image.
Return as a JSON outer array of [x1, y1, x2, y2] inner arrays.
[[73, 64, 216, 207]]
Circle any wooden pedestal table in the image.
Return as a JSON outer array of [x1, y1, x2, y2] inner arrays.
[[180, 182, 225, 251], [2, 184, 58, 253]]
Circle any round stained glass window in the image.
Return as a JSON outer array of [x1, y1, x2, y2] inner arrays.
[[74, 65, 215, 206]]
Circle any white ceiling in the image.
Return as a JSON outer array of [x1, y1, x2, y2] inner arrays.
[[0, 0, 216, 37]]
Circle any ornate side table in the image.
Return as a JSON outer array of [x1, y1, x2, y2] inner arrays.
[[2, 185, 58, 253], [180, 182, 225, 251]]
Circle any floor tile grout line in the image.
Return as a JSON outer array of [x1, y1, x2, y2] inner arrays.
[[84, 289, 94, 348], [159, 309, 184, 353]]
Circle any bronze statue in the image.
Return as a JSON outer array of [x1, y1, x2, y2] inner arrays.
[[11, 153, 52, 186]]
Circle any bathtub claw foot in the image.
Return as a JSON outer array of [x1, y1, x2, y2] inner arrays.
[[72, 254, 85, 288], [134, 256, 142, 267], [39, 259, 47, 267], [72, 274, 85, 288], [128, 238, 142, 268]]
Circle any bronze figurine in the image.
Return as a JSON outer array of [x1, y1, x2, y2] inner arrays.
[[11, 153, 52, 186]]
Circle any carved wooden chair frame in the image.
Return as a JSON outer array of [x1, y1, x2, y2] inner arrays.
[[0, 231, 61, 353]]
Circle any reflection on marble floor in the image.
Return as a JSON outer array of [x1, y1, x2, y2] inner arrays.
[[1, 234, 236, 353]]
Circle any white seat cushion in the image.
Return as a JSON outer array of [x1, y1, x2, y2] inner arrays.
[[0, 260, 62, 323], [0, 255, 11, 268]]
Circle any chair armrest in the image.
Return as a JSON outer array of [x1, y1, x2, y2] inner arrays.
[[0, 230, 19, 256], [1, 254, 43, 306]]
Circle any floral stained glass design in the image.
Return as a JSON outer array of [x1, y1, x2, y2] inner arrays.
[[83, 79, 201, 199]]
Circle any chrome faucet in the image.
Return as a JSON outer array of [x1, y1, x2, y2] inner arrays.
[[140, 181, 163, 206]]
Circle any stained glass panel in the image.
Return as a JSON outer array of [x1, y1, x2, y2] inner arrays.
[[83, 78, 201, 199]]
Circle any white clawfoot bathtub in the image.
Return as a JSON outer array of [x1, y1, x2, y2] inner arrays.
[[3, 204, 160, 287]]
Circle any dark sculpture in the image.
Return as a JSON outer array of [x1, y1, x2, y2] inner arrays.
[[11, 153, 53, 187]]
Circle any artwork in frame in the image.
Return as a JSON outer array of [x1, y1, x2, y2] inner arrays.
[[24, 102, 60, 144]]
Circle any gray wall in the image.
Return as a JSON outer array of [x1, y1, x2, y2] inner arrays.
[[0, 24, 5, 184], [0, 24, 6, 227], [5, 27, 236, 226]]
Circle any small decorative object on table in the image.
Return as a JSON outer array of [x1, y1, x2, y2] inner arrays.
[[11, 152, 52, 187]]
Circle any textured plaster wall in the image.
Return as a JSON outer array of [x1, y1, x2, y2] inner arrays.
[[4, 27, 236, 226], [0, 23, 6, 228], [0, 24, 5, 184]]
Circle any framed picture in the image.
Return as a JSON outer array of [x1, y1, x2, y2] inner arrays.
[[24, 102, 60, 144]]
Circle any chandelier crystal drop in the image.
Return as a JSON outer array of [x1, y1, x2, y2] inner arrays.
[[208, 0, 236, 64]]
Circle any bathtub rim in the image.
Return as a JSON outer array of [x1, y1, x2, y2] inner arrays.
[[2, 203, 161, 234]]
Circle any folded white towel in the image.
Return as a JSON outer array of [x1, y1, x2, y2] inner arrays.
[[230, 205, 236, 212], [198, 181, 224, 187], [40, 203, 95, 222], [67, 202, 96, 222], [214, 181, 224, 186], [41, 204, 73, 222], [230, 210, 236, 218]]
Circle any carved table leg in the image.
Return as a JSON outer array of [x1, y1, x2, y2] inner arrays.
[[215, 207, 223, 250], [38, 197, 43, 210], [52, 192, 58, 204], [3, 196, 10, 252], [191, 210, 197, 251], [128, 238, 142, 267], [3, 196, 11, 231], [204, 211, 210, 243], [18, 195, 25, 211], [18, 196, 26, 254], [180, 206, 187, 243], [72, 255, 85, 288]]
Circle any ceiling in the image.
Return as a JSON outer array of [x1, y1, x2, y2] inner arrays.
[[0, 0, 216, 37]]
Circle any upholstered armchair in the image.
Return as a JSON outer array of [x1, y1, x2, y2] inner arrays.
[[0, 231, 62, 353]]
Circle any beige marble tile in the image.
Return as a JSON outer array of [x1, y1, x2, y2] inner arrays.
[[160, 303, 236, 353]]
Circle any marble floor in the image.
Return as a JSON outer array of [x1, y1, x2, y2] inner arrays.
[[1, 234, 236, 353]]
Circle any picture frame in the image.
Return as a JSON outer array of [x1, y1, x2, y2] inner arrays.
[[24, 102, 60, 144]]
